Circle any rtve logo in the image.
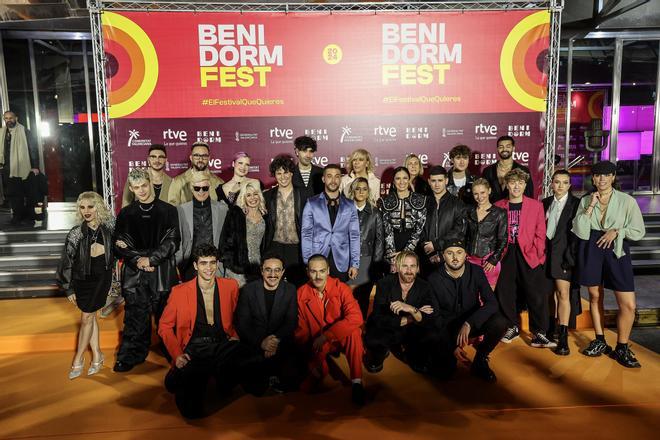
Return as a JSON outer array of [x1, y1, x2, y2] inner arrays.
[[474, 124, 498, 136], [374, 126, 397, 137], [269, 127, 294, 139], [162, 129, 188, 141]]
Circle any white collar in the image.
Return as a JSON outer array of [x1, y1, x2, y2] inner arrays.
[[553, 193, 569, 204]]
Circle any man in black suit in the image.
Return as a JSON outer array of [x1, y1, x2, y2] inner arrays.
[[542, 169, 580, 355], [482, 135, 534, 202], [363, 251, 436, 374], [235, 253, 298, 393], [292, 135, 324, 199], [263, 155, 307, 286]]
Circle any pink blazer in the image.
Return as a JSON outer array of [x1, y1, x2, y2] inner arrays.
[[495, 196, 546, 269]]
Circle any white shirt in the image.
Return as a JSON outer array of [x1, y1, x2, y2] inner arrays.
[[546, 192, 569, 239], [453, 176, 467, 189]]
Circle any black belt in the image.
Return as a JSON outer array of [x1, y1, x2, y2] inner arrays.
[[188, 336, 224, 344]]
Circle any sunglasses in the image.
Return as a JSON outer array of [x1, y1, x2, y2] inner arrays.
[[193, 186, 210, 192]]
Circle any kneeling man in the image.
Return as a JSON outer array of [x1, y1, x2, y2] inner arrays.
[[427, 240, 507, 382], [235, 253, 298, 393], [158, 243, 255, 418], [295, 254, 365, 404], [363, 251, 436, 373]]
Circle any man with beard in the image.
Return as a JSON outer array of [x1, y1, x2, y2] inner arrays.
[[176, 170, 229, 281], [292, 136, 324, 199], [482, 136, 534, 202], [168, 142, 223, 206], [295, 254, 365, 405], [159, 244, 257, 418], [0, 111, 39, 225], [235, 254, 298, 393], [122, 144, 172, 207], [427, 240, 507, 382], [264, 155, 307, 286], [363, 251, 436, 374], [301, 164, 360, 282], [113, 168, 180, 372]]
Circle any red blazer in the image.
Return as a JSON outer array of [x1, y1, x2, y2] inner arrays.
[[495, 196, 547, 269], [158, 277, 239, 364], [294, 277, 363, 345]]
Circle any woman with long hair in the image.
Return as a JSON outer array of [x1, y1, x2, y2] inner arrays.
[[340, 148, 381, 205], [57, 191, 116, 379], [404, 153, 431, 195], [463, 178, 507, 289], [219, 181, 267, 287]]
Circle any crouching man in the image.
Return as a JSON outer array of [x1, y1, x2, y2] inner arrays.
[[295, 254, 366, 405], [427, 240, 507, 382], [158, 243, 257, 418]]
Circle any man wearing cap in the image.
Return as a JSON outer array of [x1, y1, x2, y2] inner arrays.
[[572, 160, 645, 368], [427, 239, 507, 382]]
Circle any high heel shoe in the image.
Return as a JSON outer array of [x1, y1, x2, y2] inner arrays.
[[87, 353, 105, 376], [69, 357, 85, 380]]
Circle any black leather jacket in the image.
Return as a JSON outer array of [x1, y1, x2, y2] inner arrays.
[[464, 205, 508, 266], [57, 221, 115, 297], [447, 169, 476, 205], [357, 203, 384, 260], [263, 186, 306, 250], [421, 192, 465, 254]]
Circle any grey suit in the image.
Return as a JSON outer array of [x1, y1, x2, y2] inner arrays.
[[176, 199, 228, 266]]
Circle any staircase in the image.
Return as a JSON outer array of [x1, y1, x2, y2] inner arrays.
[[631, 213, 660, 272]]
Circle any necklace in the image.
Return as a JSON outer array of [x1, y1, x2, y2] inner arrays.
[[138, 202, 154, 212]]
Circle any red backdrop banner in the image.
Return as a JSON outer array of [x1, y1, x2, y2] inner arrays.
[[102, 9, 550, 207]]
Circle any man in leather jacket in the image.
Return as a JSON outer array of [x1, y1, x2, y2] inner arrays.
[[420, 166, 465, 276], [113, 168, 180, 372]]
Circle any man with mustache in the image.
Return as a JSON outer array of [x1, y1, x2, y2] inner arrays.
[[427, 240, 507, 382], [301, 164, 360, 282], [363, 251, 436, 374], [482, 136, 534, 202], [168, 142, 223, 206]]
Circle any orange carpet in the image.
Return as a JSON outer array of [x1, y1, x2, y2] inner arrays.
[[0, 298, 658, 439]]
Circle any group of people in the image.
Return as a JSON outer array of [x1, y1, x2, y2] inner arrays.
[[57, 134, 646, 419]]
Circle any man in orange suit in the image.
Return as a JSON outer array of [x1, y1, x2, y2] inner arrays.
[[295, 254, 366, 405], [158, 243, 256, 419]]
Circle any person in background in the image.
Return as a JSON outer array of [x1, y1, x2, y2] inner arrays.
[[482, 136, 534, 202], [176, 170, 228, 281], [463, 178, 508, 290], [263, 155, 307, 287], [217, 152, 261, 206], [219, 181, 267, 287], [168, 142, 223, 206], [57, 191, 115, 379], [292, 136, 324, 199], [347, 177, 384, 318], [495, 169, 555, 349], [379, 166, 426, 272], [122, 144, 172, 207], [572, 161, 645, 367], [404, 153, 431, 195], [113, 168, 180, 373], [446, 144, 475, 205], [340, 148, 381, 205], [542, 169, 580, 356]]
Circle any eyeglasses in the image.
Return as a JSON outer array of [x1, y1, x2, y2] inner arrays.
[[263, 267, 283, 274], [192, 153, 210, 159], [148, 155, 166, 160], [193, 186, 210, 192]]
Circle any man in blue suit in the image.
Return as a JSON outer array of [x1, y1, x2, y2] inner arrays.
[[301, 164, 360, 282]]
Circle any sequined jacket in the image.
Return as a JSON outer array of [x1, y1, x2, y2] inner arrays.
[[378, 192, 427, 258]]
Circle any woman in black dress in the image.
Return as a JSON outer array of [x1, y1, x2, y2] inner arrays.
[[57, 192, 115, 379]]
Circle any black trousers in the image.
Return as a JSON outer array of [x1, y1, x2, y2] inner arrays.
[[427, 313, 507, 378], [4, 175, 29, 222], [352, 283, 374, 320], [327, 250, 349, 282], [269, 241, 306, 287], [168, 339, 257, 419], [364, 322, 431, 368], [496, 244, 550, 334], [116, 283, 169, 365]]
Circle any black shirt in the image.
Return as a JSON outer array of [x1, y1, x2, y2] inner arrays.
[[264, 287, 276, 320], [192, 197, 213, 251], [326, 192, 339, 227], [153, 183, 162, 200], [508, 202, 522, 244], [191, 282, 226, 340]]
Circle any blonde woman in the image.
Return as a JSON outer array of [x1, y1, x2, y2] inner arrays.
[[57, 192, 115, 379], [404, 153, 431, 195], [219, 181, 267, 286], [218, 152, 261, 205], [340, 148, 381, 204]]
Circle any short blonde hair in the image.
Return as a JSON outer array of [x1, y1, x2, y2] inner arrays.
[[76, 191, 113, 226], [189, 170, 212, 186], [346, 148, 374, 175], [236, 181, 266, 213], [395, 250, 419, 272], [127, 168, 150, 186], [349, 177, 376, 207]]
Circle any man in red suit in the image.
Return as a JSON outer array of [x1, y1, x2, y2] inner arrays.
[[158, 243, 256, 418], [295, 254, 366, 405]]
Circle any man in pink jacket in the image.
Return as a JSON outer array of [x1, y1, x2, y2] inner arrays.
[[495, 169, 555, 348]]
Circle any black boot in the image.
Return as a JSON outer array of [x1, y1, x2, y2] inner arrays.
[[470, 353, 496, 383], [554, 325, 570, 356]]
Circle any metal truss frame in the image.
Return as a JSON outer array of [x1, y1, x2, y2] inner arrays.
[[88, 0, 563, 209]]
